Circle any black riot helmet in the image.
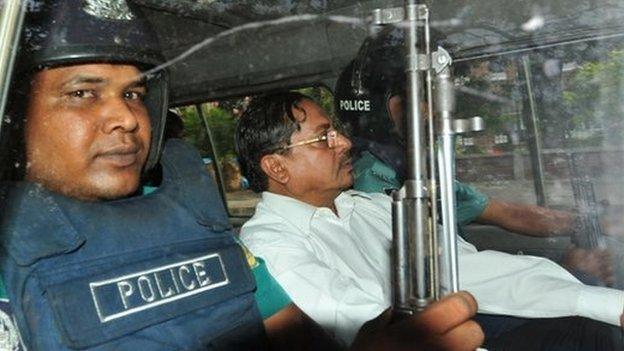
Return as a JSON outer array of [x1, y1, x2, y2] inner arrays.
[[14, 0, 168, 171], [334, 27, 408, 146], [334, 26, 446, 144]]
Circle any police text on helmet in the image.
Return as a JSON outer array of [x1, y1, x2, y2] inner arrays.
[[339, 99, 371, 112]]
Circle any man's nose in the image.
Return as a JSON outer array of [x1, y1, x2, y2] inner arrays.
[[101, 97, 140, 134], [334, 131, 352, 153]]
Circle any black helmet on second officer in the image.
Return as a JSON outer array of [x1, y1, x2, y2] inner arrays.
[[334, 27, 407, 146], [334, 27, 443, 179], [1, 0, 168, 179]]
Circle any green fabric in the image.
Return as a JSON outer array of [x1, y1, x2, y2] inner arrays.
[[251, 257, 292, 319], [454, 181, 489, 225], [142, 185, 158, 195], [0, 276, 6, 299], [353, 151, 401, 193], [233, 235, 292, 319], [352, 151, 489, 225]]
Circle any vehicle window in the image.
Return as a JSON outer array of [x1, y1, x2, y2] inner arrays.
[[454, 38, 624, 269], [456, 40, 623, 205]]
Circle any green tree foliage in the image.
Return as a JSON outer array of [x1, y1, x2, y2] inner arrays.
[[177, 106, 211, 156], [177, 104, 237, 160], [563, 49, 624, 145], [298, 86, 335, 117], [202, 104, 237, 159]]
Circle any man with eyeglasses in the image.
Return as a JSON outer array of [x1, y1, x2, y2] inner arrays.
[[236, 92, 484, 350], [237, 91, 624, 350]]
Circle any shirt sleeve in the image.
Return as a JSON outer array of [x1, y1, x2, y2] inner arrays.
[[454, 181, 489, 225], [457, 238, 624, 326], [235, 240, 292, 319], [243, 231, 387, 347], [251, 257, 292, 319]]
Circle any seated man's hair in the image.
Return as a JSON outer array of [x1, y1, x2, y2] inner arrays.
[[235, 91, 311, 193]]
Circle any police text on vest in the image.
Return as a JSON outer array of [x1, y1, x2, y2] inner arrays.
[[89, 253, 229, 322]]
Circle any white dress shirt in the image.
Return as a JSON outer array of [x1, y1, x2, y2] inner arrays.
[[241, 190, 624, 346]]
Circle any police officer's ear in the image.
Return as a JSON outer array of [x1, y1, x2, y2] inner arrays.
[[260, 154, 290, 185], [387, 95, 403, 129]]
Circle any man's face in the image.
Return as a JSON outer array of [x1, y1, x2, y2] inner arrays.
[[283, 99, 353, 196], [388, 95, 429, 138], [25, 64, 151, 201]]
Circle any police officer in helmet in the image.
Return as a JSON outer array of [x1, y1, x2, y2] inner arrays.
[[0, 1, 270, 349], [334, 29, 409, 194]]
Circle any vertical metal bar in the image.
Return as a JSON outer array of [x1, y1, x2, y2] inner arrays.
[[568, 153, 605, 249], [196, 103, 229, 212], [403, 0, 432, 312], [391, 188, 412, 316], [423, 8, 440, 301], [520, 55, 548, 206], [436, 66, 460, 293], [0, 0, 26, 135]]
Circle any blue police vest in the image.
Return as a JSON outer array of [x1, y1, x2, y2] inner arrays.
[[0, 139, 267, 350]]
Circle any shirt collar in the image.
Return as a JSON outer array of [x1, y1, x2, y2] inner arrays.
[[260, 190, 372, 234], [261, 192, 317, 234], [337, 190, 374, 219]]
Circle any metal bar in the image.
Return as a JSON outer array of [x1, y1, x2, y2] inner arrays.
[[391, 188, 412, 316], [403, 0, 432, 312], [568, 152, 605, 249], [196, 104, 229, 213], [454, 32, 624, 64], [0, 0, 26, 136], [423, 8, 440, 301], [436, 66, 460, 294], [520, 55, 548, 206]]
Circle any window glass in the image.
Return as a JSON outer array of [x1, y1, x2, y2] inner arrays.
[[174, 102, 252, 216], [455, 40, 624, 205], [453, 38, 624, 281]]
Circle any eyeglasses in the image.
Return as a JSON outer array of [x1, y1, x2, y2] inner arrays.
[[281, 129, 340, 151]]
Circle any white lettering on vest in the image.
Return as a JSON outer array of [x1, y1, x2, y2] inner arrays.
[[137, 276, 156, 302], [178, 265, 197, 290], [193, 261, 211, 287], [90, 253, 230, 323], [169, 268, 181, 293], [155, 273, 176, 298], [117, 281, 134, 309]]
